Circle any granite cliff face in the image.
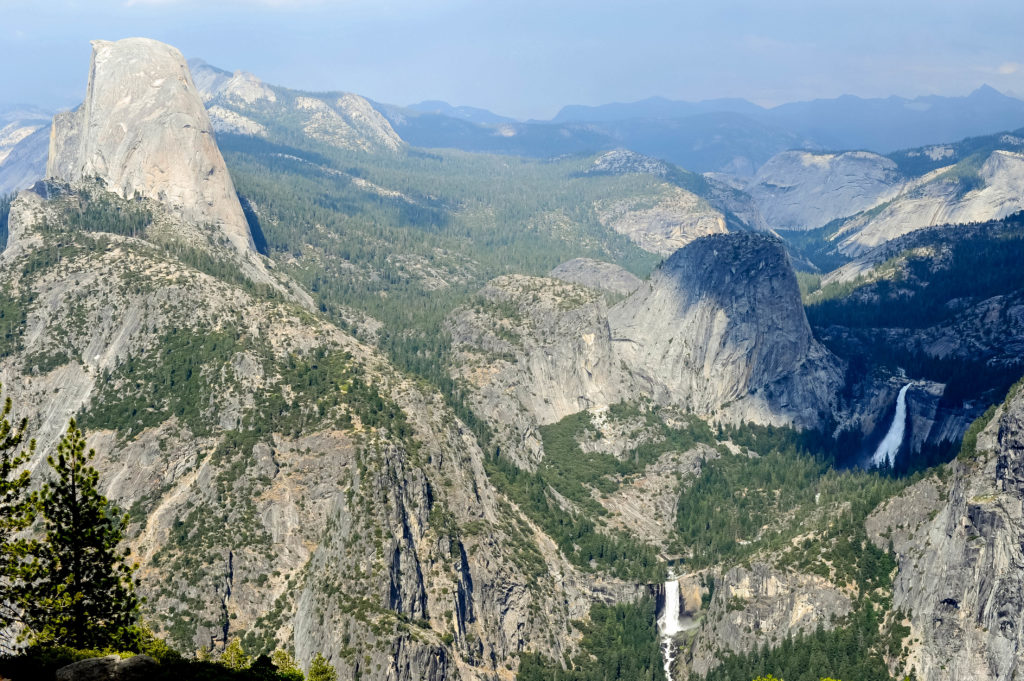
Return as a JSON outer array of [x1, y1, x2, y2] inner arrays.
[[835, 150, 1024, 255], [46, 38, 256, 256], [746, 150, 903, 231], [609, 233, 842, 428], [867, 384, 1024, 680], [742, 141, 1024, 255], [16, 31, 1024, 681], [447, 275, 643, 465], [809, 217, 1024, 457], [681, 563, 852, 680], [447, 234, 841, 471], [549, 258, 643, 296], [584, 150, 769, 254], [595, 186, 727, 256]]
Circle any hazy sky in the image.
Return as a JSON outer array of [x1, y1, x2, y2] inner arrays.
[[3, 0, 1024, 119]]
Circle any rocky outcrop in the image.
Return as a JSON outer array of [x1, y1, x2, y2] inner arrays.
[[609, 233, 842, 428], [595, 187, 727, 255], [587, 149, 672, 177], [448, 234, 841, 472], [741, 142, 1024, 255], [746, 150, 902, 231], [0, 120, 49, 196], [190, 57, 403, 154], [447, 276, 643, 465], [293, 94, 404, 153], [46, 38, 256, 256], [683, 563, 852, 679], [549, 258, 643, 296], [867, 385, 1024, 680], [585, 150, 769, 252], [834, 150, 1024, 256], [811, 217, 1024, 456], [206, 105, 267, 137], [56, 654, 157, 681]]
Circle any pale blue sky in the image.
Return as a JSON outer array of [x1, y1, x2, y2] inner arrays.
[[3, 0, 1023, 119]]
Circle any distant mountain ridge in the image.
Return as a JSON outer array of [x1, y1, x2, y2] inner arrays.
[[763, 85, 1024, 153], [377, 86, 1024, 172], [407, 100, 516, 126], [551, 95, 766, 123]]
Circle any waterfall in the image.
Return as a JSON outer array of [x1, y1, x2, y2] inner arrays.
[[659, 577, 683, 681], [872, 383, 910, 468]]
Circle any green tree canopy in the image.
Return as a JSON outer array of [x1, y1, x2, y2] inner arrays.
[[308, 653, 337, 681], [0, 383, 36, 630], [21, 418, 139, 648]]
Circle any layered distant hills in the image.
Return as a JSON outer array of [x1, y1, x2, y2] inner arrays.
[[383, 85, 1024, 172]]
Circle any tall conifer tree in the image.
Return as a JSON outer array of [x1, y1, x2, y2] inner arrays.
[[23, 419, 138, 648], [0, 383, 35, 630]]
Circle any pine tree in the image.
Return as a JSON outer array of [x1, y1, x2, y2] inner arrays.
[[271, 650, 305, 681], [221, 638, 251, 670], [0, 384, 35, 629], [308, 653, 337, 681], [22, 419, 138, 648]]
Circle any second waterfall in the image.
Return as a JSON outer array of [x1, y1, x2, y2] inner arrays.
[[659, 577, 684, 681], [872, 383, 910, 468]]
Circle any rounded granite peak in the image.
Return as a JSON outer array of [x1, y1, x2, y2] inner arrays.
[[46, 36, 256, 255], [610, 230, 841, 428]]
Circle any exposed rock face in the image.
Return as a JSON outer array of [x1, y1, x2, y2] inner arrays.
[[741, 143, 1024, 254], [584, 149, 770, 252], [448, 234, 841, 469], [206, 105, 267, 136], [835, 150, 1024, 256], [0, 120, 45, 166], [596, 187, 727, 255], [188, 59, 278, 106], [549, 258, 643, 296], [682, 563, 853, 679], [812, 217, 1024, 454], [0, 39, 640, 678], [0, 120, 49, 196], [56, 654, 157, 681], [868, 387, 1024, 681], [46, 38, 256, 255], [746, 150, 902, 231], [585, 147, 770, 235], [447, 275, 643, 465], [190, 57, 403, 154], [293, 94, 404, 153], [609, 233, 842, 428], [587, 149, 672, 177]]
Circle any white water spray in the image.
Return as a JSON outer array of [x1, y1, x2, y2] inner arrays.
[[659, 576, 684, 681], [872, 384, 910, 468]]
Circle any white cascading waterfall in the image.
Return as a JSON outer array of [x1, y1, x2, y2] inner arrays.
[[659, 576, 684, 681], [872, 383, 911, 468]]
